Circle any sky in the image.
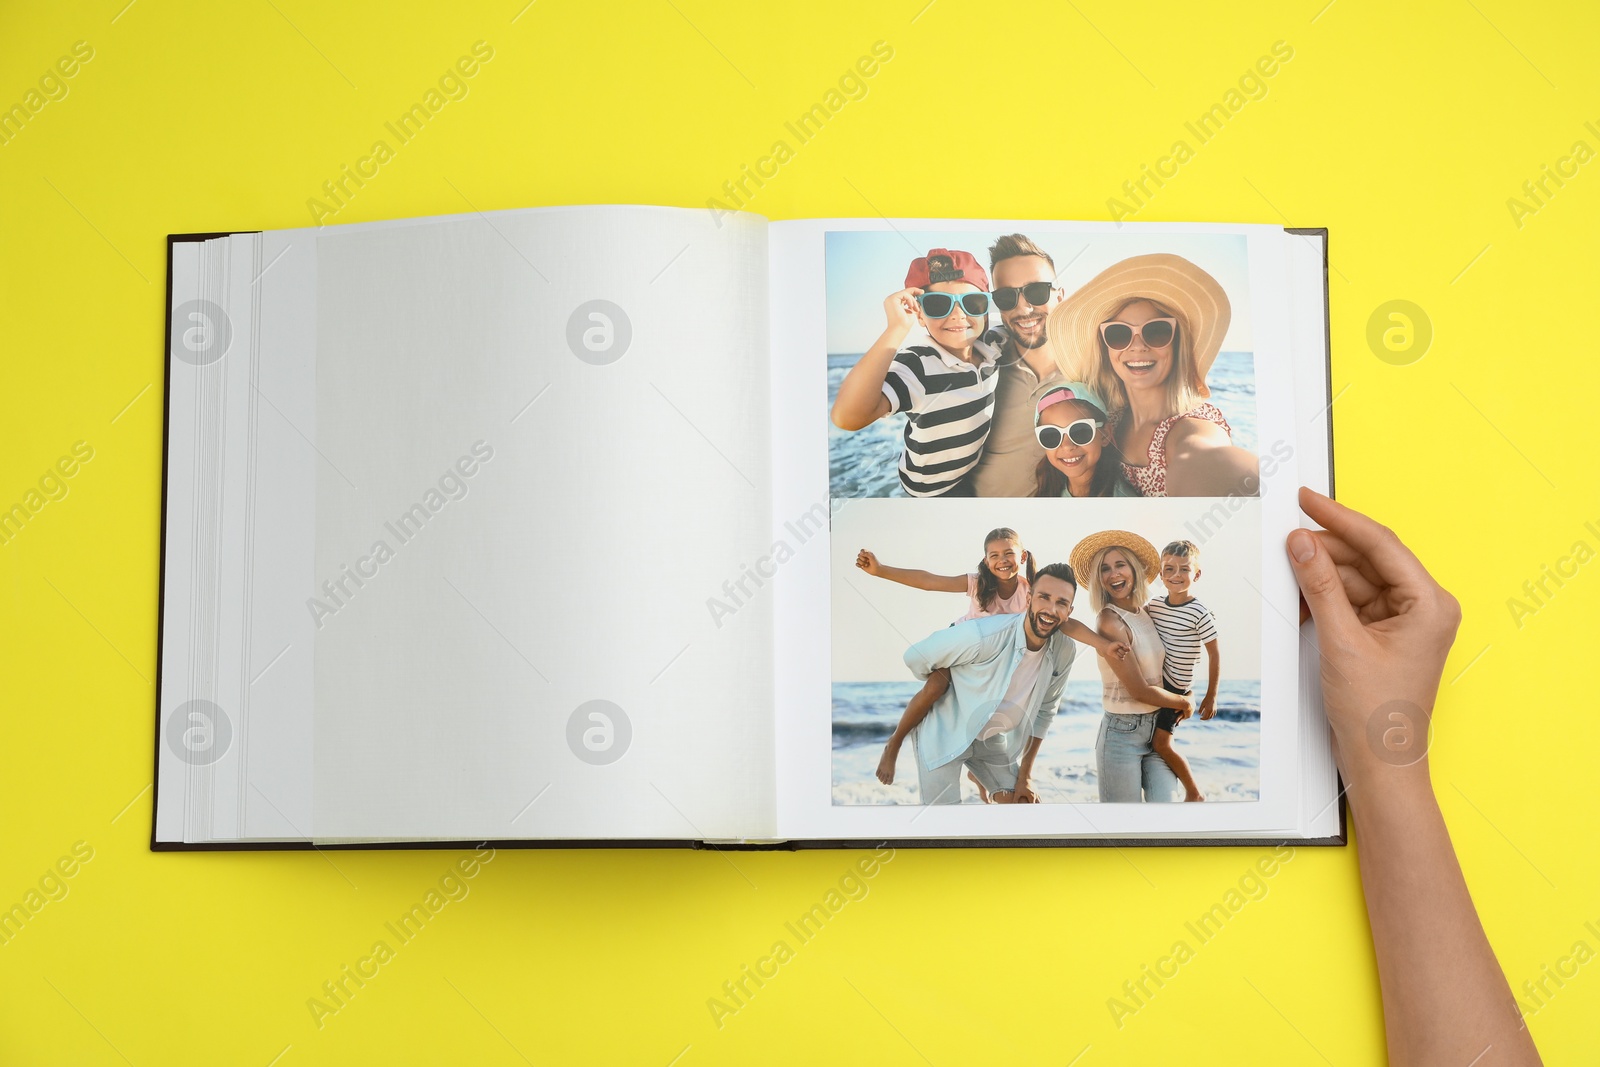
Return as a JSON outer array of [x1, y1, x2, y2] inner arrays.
[[830, 495, 1264, 684], [824, 229, 1253, 355]]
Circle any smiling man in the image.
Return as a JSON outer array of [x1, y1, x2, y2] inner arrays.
[[901, 564, 1081, 804], [966, 234, 1068, 497]]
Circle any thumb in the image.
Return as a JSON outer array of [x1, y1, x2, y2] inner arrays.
[[1286, 528, 1359, 642]]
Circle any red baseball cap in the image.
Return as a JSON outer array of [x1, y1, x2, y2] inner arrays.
[[904, 248, 989, 292]]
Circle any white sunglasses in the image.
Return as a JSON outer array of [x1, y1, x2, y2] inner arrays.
[[1035, 419, 1102, 449]]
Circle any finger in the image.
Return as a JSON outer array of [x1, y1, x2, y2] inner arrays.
[[1286, 526, 1362, 644], [1333, 563, 1383, 609], [1318, 532, 1388, 592], [1298, 488, 1437, 595]]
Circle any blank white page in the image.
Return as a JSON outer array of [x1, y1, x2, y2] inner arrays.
[[303, 206, 775, 841]]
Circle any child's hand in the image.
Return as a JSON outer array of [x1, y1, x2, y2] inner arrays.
[[884, 287, 923, 336], [855, 549, 881, 576], [1199, 698, 1217, 721]]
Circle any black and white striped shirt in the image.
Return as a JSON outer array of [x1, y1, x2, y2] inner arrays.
[[881, 329, 1005, 497], [1145, 595, 1219, 690]]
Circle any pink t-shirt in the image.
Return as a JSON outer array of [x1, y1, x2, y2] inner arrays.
[[956, 573, 1032, 622]]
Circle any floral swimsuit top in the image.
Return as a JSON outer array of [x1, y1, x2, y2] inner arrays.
[[1116, 403, 1233, 497]]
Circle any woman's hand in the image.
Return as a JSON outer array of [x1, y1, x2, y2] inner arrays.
[[1285, 487, 1460, 783], [855, 549, 881, 576], [1286, 488, 1542, 1066]]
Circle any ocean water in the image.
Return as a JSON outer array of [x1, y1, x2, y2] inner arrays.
[[828, 350, 1259, 499], [832, 678, 1260, 805]]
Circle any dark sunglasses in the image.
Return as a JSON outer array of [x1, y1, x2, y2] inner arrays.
[[991, 282, 1057, 312], [1100, 317, 1176, 351], [916, 291, 990, 319], [1035, 418, 1102, 449]]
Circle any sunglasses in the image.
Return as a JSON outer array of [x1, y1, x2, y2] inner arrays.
[[1099, 317, 1177, 351], [1035, 418, 1102, 449], [991, 282, 1057, 312], [916, 291, 990, 319]]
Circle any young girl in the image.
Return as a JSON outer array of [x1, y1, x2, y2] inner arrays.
[[856, 528, 1129, 789], [1031, 382, 1133, 498], [855, 527, 1033, 625]]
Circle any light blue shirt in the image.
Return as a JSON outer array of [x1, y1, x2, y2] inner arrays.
[[903, 613, 1078, 770]]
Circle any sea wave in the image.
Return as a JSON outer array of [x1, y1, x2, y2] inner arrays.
[[828, 350, 1259, 499], [832, 678, 1261, 804]]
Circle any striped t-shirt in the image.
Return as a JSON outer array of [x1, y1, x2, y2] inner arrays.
[[1144, 595, 1219, 690], [880, 329, 1005, 497]]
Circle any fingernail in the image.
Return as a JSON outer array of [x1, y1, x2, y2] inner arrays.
[[1288, 530, 1316, 562]]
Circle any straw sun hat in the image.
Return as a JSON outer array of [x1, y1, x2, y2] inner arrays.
[[1046, 253, 1232, 397], [1069, 530, 1162, 593]]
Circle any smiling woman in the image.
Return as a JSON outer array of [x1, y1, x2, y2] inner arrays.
[[1049, 254, 1261, 497], [1071, 529, 1190, 803]]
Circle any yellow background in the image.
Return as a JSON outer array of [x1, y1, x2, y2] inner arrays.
[[2, 0, 1595, 1062]]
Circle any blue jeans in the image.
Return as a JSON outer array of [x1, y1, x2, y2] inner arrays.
[[1095, 712, 1180, 802]]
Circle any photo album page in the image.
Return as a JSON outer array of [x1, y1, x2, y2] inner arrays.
[[768, 219, 1337, 844], [157, 207, 783, 847]]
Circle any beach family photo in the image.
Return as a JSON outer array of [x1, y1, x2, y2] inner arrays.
[[827, 230, 1264, 500], [830, 497, 1263, 806]]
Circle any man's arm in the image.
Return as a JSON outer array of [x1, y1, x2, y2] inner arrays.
[[1062, 616, 1129, 660], [1012, 736, 1045, 803], [1029, 647, 1076, 741], [903, 620, 989, 680]]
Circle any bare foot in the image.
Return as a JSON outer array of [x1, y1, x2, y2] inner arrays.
[[876, 741, 901, 785], [1184, 789, 1205, 802], [966, 770, 991, 803]]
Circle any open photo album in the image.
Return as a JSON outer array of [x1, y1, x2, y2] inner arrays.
[[154, 207, 1338, 850]]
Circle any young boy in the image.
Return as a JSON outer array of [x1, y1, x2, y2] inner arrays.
[[830, 248, 1005, 497], [1143, 540, 1221, 802]]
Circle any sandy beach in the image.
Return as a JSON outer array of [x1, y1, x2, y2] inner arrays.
[[833, 678, 1261, 805]]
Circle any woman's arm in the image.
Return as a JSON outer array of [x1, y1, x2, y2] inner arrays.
[[1097, 610, 1190, 710], [1286, 488, 1540, 1067], [855, 550, 966, 592], [1164, 419, 1260, 497]]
